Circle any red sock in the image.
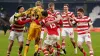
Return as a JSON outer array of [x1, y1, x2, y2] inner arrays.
[[89, 51, 94, 56], [43, 48, 49, 56], [38, 47, 42, 53], [62, 40, 65, 49], [49, 47, 54, 54], [56, 43, 61, 56]]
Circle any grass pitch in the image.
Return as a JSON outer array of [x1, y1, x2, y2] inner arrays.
[[0, 30, 100, 56]]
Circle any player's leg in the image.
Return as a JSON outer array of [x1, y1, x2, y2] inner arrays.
[[57, 43, 61, 56], [77, 34, 86, 56], [53, 42, 61, 56], [48, 45, 55, 56], [85, 34, 94, 56], [18, 42, 23, 56], [68, 28, 77, 54], [18, 32, 24, 56], [37, 28, 44, 54], [42, 46, 49, 56], [52, 35, 61, 56], [57, 28, 61, 40], [24, 27, 33, 56], [34, 37, 40, 56], [61, 28, 67, 54], [7, 40, 14, 56], [4, 30, 7, 35], [24, 40, 31, 56], [42, 38, 50, 56], [34, 28, 41, 56], [24, 23, 35, 56], [70, 38, 77, 54], [7, 31, 15, 56]]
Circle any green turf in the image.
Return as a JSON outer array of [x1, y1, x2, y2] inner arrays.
[[0, 30, 100, 56]]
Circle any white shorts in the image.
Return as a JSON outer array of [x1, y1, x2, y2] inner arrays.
[[8, 31, 24, 42], [44, 34, 59, 45], [40, 28, 45, 39], [40, 31, 44, 39], [77, 33, 91, 43], [61, 28, 74, 38]]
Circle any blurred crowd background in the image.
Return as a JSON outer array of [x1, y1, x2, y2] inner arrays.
[[0, 0, 100, 31]]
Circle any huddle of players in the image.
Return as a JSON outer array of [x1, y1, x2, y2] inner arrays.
[[7, 1, 94, 56]]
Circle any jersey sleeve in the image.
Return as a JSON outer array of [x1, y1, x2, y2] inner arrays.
[[56, 11, 60, 15], [40, 19, 46, 26], [9, 14, 15, 24], [17, 18, 31, 25], [70, 12, 75, 18]]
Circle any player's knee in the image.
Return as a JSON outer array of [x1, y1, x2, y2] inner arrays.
[[35, 38, 40, 44], [20, 44, 23, 47], [10, 41, 14, 46], [77, 43, 82, 47], [62, 36, 66, 39], [26, 40, 31, 44], [70, 38, 74, 41], [86, 41, 91, 45]]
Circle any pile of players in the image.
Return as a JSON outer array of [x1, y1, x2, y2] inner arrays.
[[7, 1, 94, 56]]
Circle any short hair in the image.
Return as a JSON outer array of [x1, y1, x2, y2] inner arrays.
[[48, 2, 55, 8], [64, 4, 69, 7], [41, 10, 48, 17], [77, 8, 84, 13], [17, 5, 23, 12], [35, 1, 42, 6]]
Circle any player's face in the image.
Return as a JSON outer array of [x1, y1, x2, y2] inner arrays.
[[19, 7, 25, 13], [77, 11, 83, 18], [50, 5, 55, 11], [64, 6, 69, 11], [39, 3, 43, 8]]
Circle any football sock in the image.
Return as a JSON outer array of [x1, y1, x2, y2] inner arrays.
[[38, 47, 42, 53], [49, 46, 54, 54], [56, 43, 61, 56], [89, 51, 94, 56], [62, 40, 66, 49], [24, 44, 29, 56], [19, 46, 23, 54], [43, 48, 49, 56], [35, 44, 39, 52]]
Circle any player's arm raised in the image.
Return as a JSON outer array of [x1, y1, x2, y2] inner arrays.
[[46, 13, 63, 26], [14, 8, 33, 17]]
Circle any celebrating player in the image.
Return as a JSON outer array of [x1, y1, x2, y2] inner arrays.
[[37, 10, 61, 56], [72, 8, 94, 56], [47, 2, 62, 38], [24, 1, 44, 56], [7, 5, 32, 56], [61, 4, 77, 54]]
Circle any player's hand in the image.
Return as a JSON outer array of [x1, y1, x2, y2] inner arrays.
[[85, 30, 90, 33], [18, 17, 22, 21], [31, 16, 36, 20], [45, 21, 52, 26]]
